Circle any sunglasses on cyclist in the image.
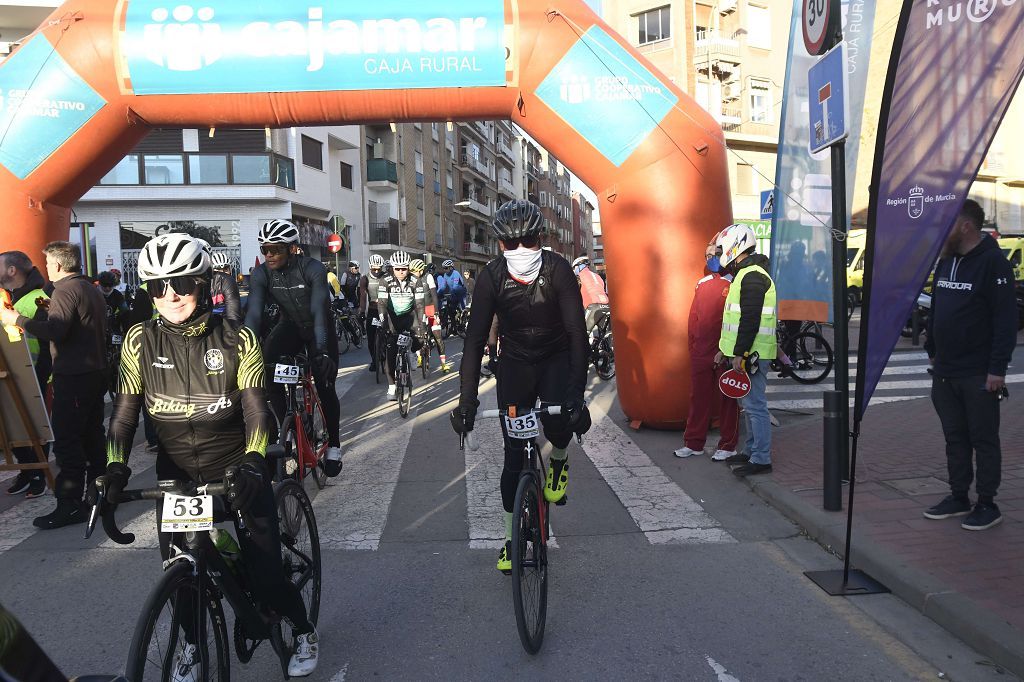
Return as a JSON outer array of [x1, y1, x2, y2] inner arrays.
[[501, 235, 540, 249], [260, 244, 291, 256], [393, 267, 408, 272], [149, 276, 202, 299]]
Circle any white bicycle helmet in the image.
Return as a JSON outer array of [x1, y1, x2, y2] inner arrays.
[[368, 254, 385, 269], [195, 238, 212, 255], [210, 251, 232, 269], [572, 256, 590, 269], [716, 223, 758, 268], [138, 234, 210, 281], [409, 258, 427, 275], [389, 251, 411, 268], [442, 259, 454, 268], [258, 219, 300, 244]]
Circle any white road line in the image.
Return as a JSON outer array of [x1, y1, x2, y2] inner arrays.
[[770, 396, 921, 411], [769, 373, 1024, 396], [582, 398, 734, 545], [706, 655, 742, 682]]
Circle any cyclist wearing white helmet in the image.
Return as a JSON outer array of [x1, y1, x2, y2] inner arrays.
[[713, 222, 777, 477], [436, 258, 467, 329], [98, 232, 320, 676], [358, 253, 387, 372], [449, 199, 591, 573], [245, 219, 343, 476], [207, 249, 242, 325], [377, 251, 426, 400], [410, 258, 450, 373]]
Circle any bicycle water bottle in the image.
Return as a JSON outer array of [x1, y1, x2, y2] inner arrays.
[[210, 527, 240, 573]]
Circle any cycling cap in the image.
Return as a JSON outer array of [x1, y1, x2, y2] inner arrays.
[[210, 251, 232, 269], [442, 259, 454, 268], [97, 271, 116, 287], [492, 200, 544, 241], [716, 224, 758, 268], [409, 259, 426, 275], [389, 251, 411, 268], [258, 219, 300, 244], [138, 234, 211, 280], [368, 254, 386, 269]]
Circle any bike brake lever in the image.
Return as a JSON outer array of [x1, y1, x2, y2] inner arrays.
[[85, 492, 102, 540]]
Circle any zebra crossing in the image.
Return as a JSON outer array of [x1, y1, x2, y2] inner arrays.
[[767, 350, 1023, 411]]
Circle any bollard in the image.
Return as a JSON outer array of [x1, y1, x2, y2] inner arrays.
[[823, 390, 843, 511], [911, 306, 921, 346]]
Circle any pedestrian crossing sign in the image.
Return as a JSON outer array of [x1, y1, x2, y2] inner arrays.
[[760, 190, 774, 219]]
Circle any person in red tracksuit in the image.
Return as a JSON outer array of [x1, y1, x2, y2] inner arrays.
[[674, 237, 739, 461]]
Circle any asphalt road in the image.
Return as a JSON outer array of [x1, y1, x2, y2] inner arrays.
[[0, 337, 1014, 681]]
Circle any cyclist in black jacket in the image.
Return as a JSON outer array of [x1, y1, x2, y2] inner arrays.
[[450, 200, 591, 572], [209, 250, 242, 324], [96, 233, 319, 677], [245, 220, 342, 477]]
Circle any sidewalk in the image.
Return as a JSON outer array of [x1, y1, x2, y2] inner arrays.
[[748, 396, 1024, 677]]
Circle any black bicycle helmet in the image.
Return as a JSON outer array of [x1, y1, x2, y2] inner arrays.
[[491, 200, 544, 241]]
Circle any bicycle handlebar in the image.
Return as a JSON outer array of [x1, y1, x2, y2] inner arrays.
[[460, 406, 563, 452], [86, 480, 229, 545]]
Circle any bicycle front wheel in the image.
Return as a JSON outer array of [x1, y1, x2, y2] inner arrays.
[[275, 480, 322, 635], [595, 333, 615, 380], [397, 363, 412, 418], [336, 318, 351, 355], [511, 474, 548, 655], [374, 336, 386, 385], [126, 560, 230, 682], [789, 332, 833, 384]]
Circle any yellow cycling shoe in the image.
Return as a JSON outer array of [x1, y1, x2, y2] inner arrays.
[[416, 354, 422, 368], [544, 459, 569, 503], [497, 541, 512, 574], [441, 363, 451, 373]]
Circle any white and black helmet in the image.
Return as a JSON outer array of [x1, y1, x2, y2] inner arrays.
[[572, 256, 590, 269], [442, 259, 454, 268], [196, 238, 212, 255], [389, 251, 411, 268], [368, 254, 386, 269], [138, 234, 210, 281], [210, 251, 232, 269], [716, 223, 758, 268], [492, 200, 544, 241], [258, 219, 300, 244]]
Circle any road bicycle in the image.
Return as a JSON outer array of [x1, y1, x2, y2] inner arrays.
[[333, 302, 362, 354], [587, 306, 615, 381], [372, 315, 387, 385], [462, 404, 569, 655], [388, 331, 414, 418], [773, 320, 833, 384], [439, 298, 467, 339], [87, 453, 320, 681], [273, 354, 329, 489], [419, 326, 436, 379]]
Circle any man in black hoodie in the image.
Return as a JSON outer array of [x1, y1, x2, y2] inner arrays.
[[923, 199, 1017, 531], [0, 241, 108, 529]]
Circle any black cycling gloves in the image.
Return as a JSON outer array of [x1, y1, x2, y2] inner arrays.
[[89, 461, 131, 511], [450, 406, 476, 435], [311, 353, 337, 386], [225, 452, 266, 515], [563, 398, 592, 435]]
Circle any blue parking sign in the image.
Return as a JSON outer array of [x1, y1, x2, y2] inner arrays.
[[807, 41, 849, 154]]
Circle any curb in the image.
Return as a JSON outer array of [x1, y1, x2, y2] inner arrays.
[[745, 475, 1024, 678]]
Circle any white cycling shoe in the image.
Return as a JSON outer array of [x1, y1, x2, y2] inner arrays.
[[673, 446, 702, 458], [288, 628, 320, 677], [712, 449, 736, 462], [171, 643, 198, 682], [387, 385, 397, 401]]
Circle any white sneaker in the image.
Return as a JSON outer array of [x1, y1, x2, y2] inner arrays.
[[171, 643, 198, 682], [323, 446, 343, 477], [288, 628, 319, 677], [387, 385, 397, 401], [673, 446, 701, 458], [711, 449, 736, 462]]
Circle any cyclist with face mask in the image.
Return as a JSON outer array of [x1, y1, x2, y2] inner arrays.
[[450, 199, 592, 572], [245, 220, 342, 477]]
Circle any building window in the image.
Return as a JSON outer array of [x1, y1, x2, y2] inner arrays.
[[637, 6, 670, 44], [750, 79, 772, 123], [417, 209, 426, 243], [301, 135, 323, 170], [143, 155, 184, 184], [100, 155, 140, 184], [189, 155, 228, 184], [747, 5, 771, 49], [339, 161, 353, 189]]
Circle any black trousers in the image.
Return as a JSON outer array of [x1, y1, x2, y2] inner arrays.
[[383, 313, 422, 380], [264, 320, 340, 448], [495, 352, 573, 512], [365, 305, 380, 367], [51, 371, 107, 501], [931, 374, 1002, 499], [155, 459, 312, 633]]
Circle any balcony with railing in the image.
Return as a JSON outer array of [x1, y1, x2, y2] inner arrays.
[[366, 158, 398, 188], [463, 241, 490, 255], [369, 218, 401, 245], [474, 121, 490, 140], [498, 136, 515, 160], [458, 152, 490, 180], [455, 195, 491, 217], [498, 176, 516, 197], [694, 29, 741, 77]]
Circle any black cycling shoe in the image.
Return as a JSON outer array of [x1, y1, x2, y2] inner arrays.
[[33, 500, 86, 530]]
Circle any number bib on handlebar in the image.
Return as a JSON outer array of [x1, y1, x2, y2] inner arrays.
[[397, 333, 412, 348], [504, 413, 540, 439], [161, 493, 214, 532], [372, 317, 383, 327], [274, 364, 300, 384], [111, 334, 123, 346]]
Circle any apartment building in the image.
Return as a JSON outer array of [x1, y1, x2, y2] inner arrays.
[[602, 0, 789, 229], [72, 126, 365, 286], [522, 140, 574, 259], [571, 192, 596, 261]]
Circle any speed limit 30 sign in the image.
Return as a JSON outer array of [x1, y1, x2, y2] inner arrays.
[[802, 0, 840, 56]]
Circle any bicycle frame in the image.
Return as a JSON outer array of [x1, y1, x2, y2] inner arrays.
[[277, 354, 327, 481]]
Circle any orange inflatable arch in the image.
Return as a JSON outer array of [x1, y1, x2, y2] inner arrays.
[[0, 0, 731, 428]]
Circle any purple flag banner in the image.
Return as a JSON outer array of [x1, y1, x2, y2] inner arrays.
[[856, 0, 1024, 421]]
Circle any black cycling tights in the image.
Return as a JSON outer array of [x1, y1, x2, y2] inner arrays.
[[263, 320, 341, 447], [495, 352, 573, 512], [155, 458, 313, 634], [365, 305, 380, 366]]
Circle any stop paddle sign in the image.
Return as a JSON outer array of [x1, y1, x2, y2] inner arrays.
[[719, 368, 751, 399], [326, 233, 343, 254]]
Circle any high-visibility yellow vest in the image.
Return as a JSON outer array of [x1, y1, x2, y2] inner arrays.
[[719, 264, 777, 359], [12, 288, 48, 361]]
